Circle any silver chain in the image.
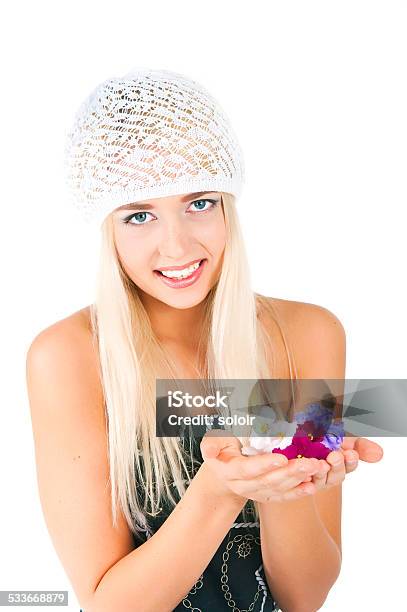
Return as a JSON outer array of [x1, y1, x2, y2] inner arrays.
[[220, 533, 262, 612], [182, 530, 265, 612], [182, 574, 204, 611]]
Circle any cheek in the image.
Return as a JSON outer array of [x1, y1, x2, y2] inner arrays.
[[114, 232, 146, 276], [200, 214, 226, 253]]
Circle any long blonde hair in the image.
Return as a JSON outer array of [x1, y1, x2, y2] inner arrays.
[[89, 191, 293, 539]]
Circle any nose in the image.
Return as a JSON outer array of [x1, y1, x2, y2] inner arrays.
[[158, 220, 192, 260]]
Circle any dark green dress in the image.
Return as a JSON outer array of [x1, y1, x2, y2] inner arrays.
[[131, 424, 280, 612], [80, 424, 281, 612]]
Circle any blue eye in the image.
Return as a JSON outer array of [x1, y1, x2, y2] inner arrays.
[[124, 211, 153, 225], [123, 198, 219, 226], [190, 199, 218, 212]]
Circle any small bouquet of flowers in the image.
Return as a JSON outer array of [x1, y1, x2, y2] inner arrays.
[[241, 402, 345, 460]]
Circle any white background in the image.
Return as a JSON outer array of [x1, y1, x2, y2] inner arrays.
[[1, 1, 405, 610]]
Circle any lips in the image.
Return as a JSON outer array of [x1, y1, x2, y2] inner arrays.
[[153, 259, 207, 288], [154, 259, 205, 274]]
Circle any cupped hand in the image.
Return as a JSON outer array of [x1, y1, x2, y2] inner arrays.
[[308, 436, 384, 493], [201, 432, 385, 502], [200, 430, 325, 503]]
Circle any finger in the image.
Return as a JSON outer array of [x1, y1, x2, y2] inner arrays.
[[236, 454, 289, 483], [262, 480, 317, 503], [326, 450, 345, 468], [311, 460, 330, 489], [313, 459, 330, 478], [343, 449, 359, 473], [354, 437, 384, 463], [234, 452, 289, 480], [202, 442, 290, 480], [233, 457, 319, 495], [340, 435, 358, 451], [268, 457, 321, 492], [341, 436, 384, 462], [201, 442, 221, 459], [325, 451, 346, 486], [279, 481, 317, 502], [200, 431, 242, 460]]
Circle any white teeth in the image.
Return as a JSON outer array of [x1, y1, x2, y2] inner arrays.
[[160, 261, 201, 279]]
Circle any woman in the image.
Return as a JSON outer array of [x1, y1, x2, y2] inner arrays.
[[26, 68, 383, 612]]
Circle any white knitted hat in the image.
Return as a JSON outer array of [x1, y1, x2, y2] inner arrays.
[[64, 67, 245, 228]]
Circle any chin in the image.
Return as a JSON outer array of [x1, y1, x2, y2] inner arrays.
[[158, 290, 210, 310]]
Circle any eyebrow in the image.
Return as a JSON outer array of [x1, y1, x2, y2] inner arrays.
[[116, 191, 218, 211]]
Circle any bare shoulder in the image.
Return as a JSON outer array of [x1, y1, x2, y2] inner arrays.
[[265, 296, 345, 330], [26, 305, 101, 393], [260, 295, 346, 378], [25, 307, 135, 610], [27, 305, 94, 354]]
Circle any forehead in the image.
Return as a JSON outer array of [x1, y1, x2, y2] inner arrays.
[[115, 191, 220, 211]]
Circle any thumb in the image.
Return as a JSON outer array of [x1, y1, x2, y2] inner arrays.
[[200, 430, 241, 461], [355, 437, 384, 462], [201, 442, 220, 460]]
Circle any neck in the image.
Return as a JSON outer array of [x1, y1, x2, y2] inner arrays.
[[139, 290, 208, 349]]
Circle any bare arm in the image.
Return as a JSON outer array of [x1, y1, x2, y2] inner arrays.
[[259, 496, 341, 612], [26, 316, 245, 612], [258, 301, 344, 611], [92, 462, 244, 612]]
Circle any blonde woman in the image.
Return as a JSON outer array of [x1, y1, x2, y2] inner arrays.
[[26, 68, 383, 612]]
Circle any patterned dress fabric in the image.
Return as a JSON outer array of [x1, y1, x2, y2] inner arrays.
[[131, 425, 281, 612], [80, 424, 282, 611]]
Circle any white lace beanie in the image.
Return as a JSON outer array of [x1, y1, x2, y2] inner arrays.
[[64, 67, 245, 228]]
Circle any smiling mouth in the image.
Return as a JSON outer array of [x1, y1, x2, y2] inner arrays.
[[154, 259, 206, 278], [153, 258, 207, 286]]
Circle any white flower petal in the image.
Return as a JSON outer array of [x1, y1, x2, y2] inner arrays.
[[274, 435, 293, 450]]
